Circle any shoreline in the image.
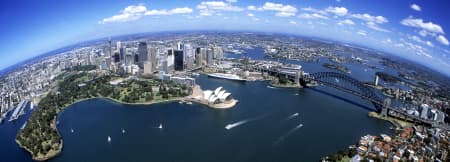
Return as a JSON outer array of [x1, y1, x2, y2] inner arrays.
[[368, 112, 413, 128], [17, 85, 237, 161]]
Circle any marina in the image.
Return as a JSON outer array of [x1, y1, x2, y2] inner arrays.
[[9, 100, 28, 122], [207, 73, 246, 82]]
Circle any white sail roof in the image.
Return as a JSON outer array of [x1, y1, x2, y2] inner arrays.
[[203, 90, 214, 100], [217, 90, 226, 99], [219, 93, 231, 100], [214, 87, 223, 95]]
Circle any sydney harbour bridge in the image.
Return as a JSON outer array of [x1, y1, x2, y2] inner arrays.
[[253, 65, 444, 129]]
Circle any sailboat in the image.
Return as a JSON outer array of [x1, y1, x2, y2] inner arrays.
[[107, 136, 111, 143], [122, 128, 126, 134], [158, 123, 163, 129], [70, 128, 74, 133]]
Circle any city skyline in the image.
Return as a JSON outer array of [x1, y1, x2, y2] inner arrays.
[[1, 0, 450, 76]]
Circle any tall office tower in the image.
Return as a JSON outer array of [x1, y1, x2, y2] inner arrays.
[[125, 48, 133, 66], [213, 46, 224, 64], [177, 42, 184, 50], [143, 61, 153, 74], [195, 47, 206, 67], [206, 48, 214, 65], [420, 104, 429, 119], [113, 52, 120, 63], [160, 60, 168, 73], [184, 44, 194, 69], [148, 47, 158, 72], [174, 50, 184, 71], [137, 42, 148, 67], [119, 47, 125, 63], [167, 49, 175, 68], [116, 41, 122, 50]]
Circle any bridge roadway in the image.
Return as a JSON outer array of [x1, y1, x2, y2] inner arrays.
[[254, 66, 450, 129]]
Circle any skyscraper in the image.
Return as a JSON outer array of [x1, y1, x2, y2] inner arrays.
[[213, 46, 224, 64], [143, 61, 153, 74], [174, 50, 184, 71], [148, 47, 158, 72], [184, 44, 194, 70], [206, 48, 214, 65], [195, 47, 206, 67], [137, 42, 148, 67]]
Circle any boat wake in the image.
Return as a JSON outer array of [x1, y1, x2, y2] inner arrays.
[[287, 113, 299, 120], [274, 123, 303, 145], [266, 85, 277, 89], [225, 115, 266, 130]]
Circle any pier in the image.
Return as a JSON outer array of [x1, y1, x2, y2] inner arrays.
[[9, 100, 28, 122]]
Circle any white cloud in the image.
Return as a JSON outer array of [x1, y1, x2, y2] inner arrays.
[[357, 30, 367, 36], [289, 20, 297, 25], [100, 5, 147, 24], [337, 19, 354, 25], [366, 22, 390, 32], [225, 0, 237, 3], [298, 13, 328, 20], [247, 5, 257, 10], [325, 6, 348, 16], [247, 13, 254, 17], [99, 5, 193, 24], [408, 35, 434, 47], [145, 7, 193, 16], [410, 4, 421, 11], [197, 1, 243, 16], [258, 2, 297, 17], [436, 35, 449, 45], [401, 17, 444, 34], [351, 13, 388, 24]]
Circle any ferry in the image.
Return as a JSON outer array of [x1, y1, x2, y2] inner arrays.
[[207, 73, 246, 82], [21, 121, 27, 130], [30, 102, 34, 110]]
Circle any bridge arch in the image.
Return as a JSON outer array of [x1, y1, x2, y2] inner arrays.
[[302, 72, 383, 112]]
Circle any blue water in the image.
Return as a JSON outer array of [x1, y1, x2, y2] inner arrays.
[[0, 103, 34, 161]]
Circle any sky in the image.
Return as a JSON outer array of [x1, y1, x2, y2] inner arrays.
[[1, 0, 450, 76]]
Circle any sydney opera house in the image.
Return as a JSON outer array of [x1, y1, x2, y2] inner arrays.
[[203, 87, 232, 104]]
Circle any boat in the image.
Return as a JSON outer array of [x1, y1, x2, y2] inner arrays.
[[71, 128, 74, 133], [107, 136, 111, 143], [207, 73, 246, 82], [192, 73, 200, 76], [21, 122, 27, 129], [158, 123, 163, 129], [186, 101, 193, 105], [122, 128, 126, 134], [30, 102, 34, 110]]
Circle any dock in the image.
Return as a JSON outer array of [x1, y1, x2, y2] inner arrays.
[[9, 100, 28, 122]]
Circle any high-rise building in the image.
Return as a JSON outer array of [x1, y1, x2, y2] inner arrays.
[[148, 47, 158, 72], [137, 42, 148, 67], [195, 47, 206, 67], [420, 104, 429, 119], [184, 44, 194, 70], [119, 47, 125, 63], [213, 46, 224, 64], [167, 49, 175, 68], [174, 50, 184, 71], [177, 42, 184, 50], [143, 61, 153, 74], [206, 48, 214, 65]]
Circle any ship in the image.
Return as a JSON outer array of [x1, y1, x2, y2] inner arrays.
[[207, 73, 246, 82]]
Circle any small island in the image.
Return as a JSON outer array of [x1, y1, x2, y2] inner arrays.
[[15, 68, 236, 161]]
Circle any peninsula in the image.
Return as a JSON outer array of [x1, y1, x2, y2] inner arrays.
[[15, 68, 235, 161]]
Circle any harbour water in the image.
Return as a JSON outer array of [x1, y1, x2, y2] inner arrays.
[[49, 75, 392, 162], [0, 48, 394, 161]]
